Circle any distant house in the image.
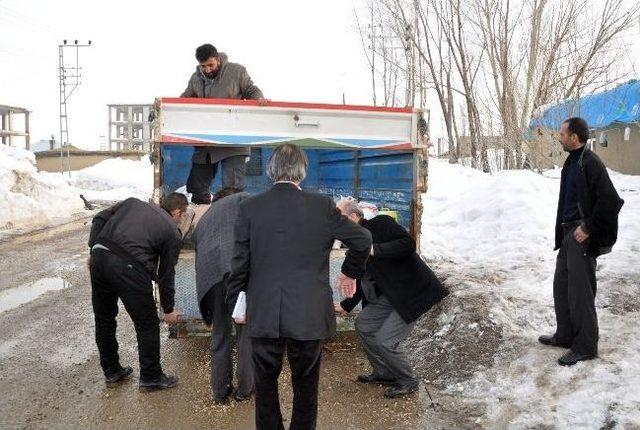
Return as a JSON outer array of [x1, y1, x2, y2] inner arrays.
[[30, 136, 58, 153], [35, 145, 145, 172], [528, 80, 640, 175], [0, 104, 30, 148]]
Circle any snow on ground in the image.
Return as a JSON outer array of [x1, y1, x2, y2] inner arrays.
[[0, 145, 84, 231], [0, 145, 153, 234], [419, 158, 640, 429], [68, 155, 153, 202]]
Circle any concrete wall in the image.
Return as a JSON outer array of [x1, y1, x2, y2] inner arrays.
[[590, 124, 640, 175], [530, 124, 640, 175], [35, 151, 145, 172]]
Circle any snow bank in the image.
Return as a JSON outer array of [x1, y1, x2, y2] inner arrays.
[[0, 146, 153, 233], [416, 158, 640, 429], [422, 158, 640, 294], [421, 158, 558, 271], [70, 155, 154, 202], [0, 145, 83, 230]]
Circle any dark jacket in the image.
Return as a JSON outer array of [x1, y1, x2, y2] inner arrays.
[[88, 198, 182, 313], [555, 147, 624, 257], [194, 192, 250, 324], [181, 53, 263, 164], [340, 215, 448, 324], [226, 184, 372, 340]]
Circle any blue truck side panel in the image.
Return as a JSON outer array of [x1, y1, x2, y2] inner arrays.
[[161, 145, 414, 230]]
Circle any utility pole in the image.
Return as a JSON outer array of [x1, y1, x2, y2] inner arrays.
[[366, 16, 415, 107], [369, 2, 377, 106], [404, 24, 413, 107], [58, 39, 91, 176]]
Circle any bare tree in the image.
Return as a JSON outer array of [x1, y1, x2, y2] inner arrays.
[[472, 0, 638, 169], [382, 0, 460, 163], [356, 0, 639, 171]]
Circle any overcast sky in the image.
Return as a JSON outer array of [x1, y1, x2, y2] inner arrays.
[[0, 0, 375, 149], [1, 0, 639, 149]]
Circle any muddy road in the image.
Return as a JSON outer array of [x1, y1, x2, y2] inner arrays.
[[0, 220, 445, 430]]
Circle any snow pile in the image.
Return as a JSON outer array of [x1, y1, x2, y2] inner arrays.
[[416, 158, 640, 429], [69, 155, 154, 202], [421, 158, 558, 271], [0, 145, 83, 230], [0, 147, 153, 233]]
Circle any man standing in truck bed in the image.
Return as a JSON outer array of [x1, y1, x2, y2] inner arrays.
[[181, 43, 265, 203]]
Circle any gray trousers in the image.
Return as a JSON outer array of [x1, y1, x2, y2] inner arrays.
[[553, 227, 598, 355], [355, 294, 417, 385], [220, 155, 247, 189], [210, 279, 253, 398]]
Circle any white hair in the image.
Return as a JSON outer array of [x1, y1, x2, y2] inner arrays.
[[336, 197, 364, 218]]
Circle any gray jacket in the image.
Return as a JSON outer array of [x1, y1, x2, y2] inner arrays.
[[193, 192, 250, 319], [181, 53, 263, 164]]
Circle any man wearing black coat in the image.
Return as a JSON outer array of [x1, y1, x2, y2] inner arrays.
[[335, 199, 448, 398], [539, 117, 624, 366], [226, 144, 372, 430], [88, 194, 187, 390]]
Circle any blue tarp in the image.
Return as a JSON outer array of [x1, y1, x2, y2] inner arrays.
[[529, 80, 640, 131]]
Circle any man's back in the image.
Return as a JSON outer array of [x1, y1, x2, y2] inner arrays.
[[228, 183, 371, 340], [193, 192, 249, 303], [94, 198, 180, 274]]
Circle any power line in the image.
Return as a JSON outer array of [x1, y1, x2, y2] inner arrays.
[[0, 3, 59, 36]]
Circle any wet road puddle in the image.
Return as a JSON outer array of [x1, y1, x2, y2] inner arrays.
[[0, 277, 71, 313]]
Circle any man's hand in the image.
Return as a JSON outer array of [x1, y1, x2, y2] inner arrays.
[[370, 245, 375, 256], [163, 310, 180, 325], [257, 98, 269, 106], [337, 273, 356, 298], [573, 225, 590, 244], [334, 302, 347, 317], [234, 316, 246, 325]]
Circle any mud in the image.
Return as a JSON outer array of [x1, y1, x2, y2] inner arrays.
[[0, 221, 440, 430], [406, 262, 504, 388]]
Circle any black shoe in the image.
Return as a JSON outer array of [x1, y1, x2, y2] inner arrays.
[[357, 373, 396, 386], [213, 395, 230, 405], [105, 366, 133, 387], [384, 382, 419, 398], [558, 350, 596, 366], [139, 374, 179, 392], [538, 334, 572, 348], [233, 390, 253, 402], [213, 385, 233, 405]]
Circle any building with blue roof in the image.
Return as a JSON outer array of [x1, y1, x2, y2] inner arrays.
[[528, 80, 640, 174]]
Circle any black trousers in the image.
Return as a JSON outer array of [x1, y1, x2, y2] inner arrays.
[[553, 227, 598, 355], [186, 160, 218, 204], [252, 337, 323, 430], [186, 154, 248, 204], [90, 248, 162, 381]]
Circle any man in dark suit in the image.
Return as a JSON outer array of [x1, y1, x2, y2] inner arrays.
[[226, 143, 372, 430], [335, 199, 448, 398], [538, 117, 623, 366]]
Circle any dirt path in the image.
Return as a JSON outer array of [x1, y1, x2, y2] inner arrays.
[[0, 221, 444, 430]]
